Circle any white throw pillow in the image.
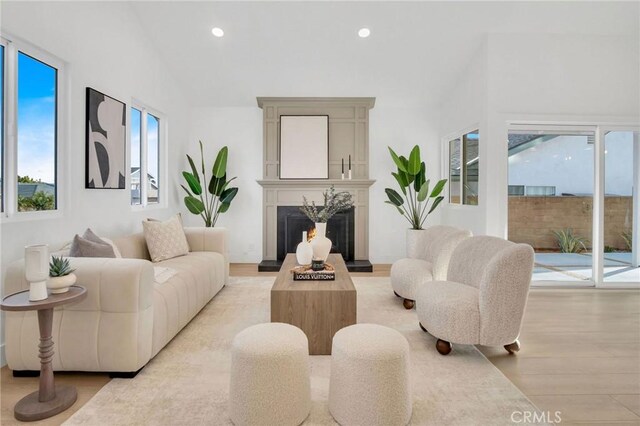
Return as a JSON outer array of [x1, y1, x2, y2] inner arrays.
[[142, 215, 190, 263]]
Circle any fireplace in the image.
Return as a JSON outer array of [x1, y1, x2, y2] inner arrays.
[[277, 206, 354, 262]]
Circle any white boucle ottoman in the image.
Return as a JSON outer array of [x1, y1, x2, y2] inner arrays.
[[229, 322, 311, 426], [329, 324, 412, 426]]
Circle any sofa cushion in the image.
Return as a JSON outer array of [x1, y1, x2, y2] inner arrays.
[[69, 234, 116, 258], [142, 215, 189, 262], [150, 251, 226, 356]]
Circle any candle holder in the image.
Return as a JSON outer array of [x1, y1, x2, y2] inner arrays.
[[25, 245, 49, 301]]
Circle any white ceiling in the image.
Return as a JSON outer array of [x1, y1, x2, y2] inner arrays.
[[129, 1, 639, 108]]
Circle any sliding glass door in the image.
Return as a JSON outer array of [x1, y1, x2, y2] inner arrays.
[[508, 124, 639, 286], [602, 130, 639, 283], [508, 127, 595, 283]]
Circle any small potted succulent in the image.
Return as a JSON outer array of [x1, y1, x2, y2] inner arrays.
[[47, 256, 76, 294]]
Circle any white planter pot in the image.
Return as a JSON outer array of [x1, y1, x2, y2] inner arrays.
[[47, 273, 77, 294], [406, 229, 428, 259], [310, 222, 332, 262], [295, 231, 313, 265]]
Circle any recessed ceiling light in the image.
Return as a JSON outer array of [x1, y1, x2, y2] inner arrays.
[[358, 28, 371, 38], [211, 27, 224, 37]]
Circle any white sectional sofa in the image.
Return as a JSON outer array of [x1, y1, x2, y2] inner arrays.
[[3, 227, 228, 376]]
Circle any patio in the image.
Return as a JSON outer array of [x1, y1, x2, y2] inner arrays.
[[534, 253, 639, 283]]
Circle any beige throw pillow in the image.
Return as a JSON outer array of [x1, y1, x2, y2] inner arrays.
[[142, 215, 189, 263]]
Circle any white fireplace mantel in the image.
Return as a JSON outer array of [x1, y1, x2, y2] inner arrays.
[[257, 97, 376, 264]]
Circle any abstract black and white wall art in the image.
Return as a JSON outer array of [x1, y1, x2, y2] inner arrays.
[[85, 87, 126, 189]]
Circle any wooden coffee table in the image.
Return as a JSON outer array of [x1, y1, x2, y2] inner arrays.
[[1, 285, 87, 422], [271, 254, 356, 355]]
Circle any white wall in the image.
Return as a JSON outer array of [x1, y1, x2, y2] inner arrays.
[[186, 105, 441, 264], [438, 43, 488, 237], [369, 106, 442, 264], [0, 2, 190, 365], [439, 33, 639, 238], [509, 133, 634, 196], [185, 107, 263, 263]]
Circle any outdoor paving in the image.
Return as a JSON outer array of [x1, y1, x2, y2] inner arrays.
[[533, 253, 639, 283]]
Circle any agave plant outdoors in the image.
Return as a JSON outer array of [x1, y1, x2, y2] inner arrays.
[[181, 141, 239, 227], [385, 145, 447, 230]]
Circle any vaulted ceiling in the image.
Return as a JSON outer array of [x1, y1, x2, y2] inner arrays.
[[129, 1, 639, 107]]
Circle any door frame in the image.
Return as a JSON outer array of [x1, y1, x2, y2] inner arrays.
[[506, 123, 639, 288]]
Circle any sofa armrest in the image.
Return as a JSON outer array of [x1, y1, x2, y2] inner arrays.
[[184, 226, 227, 255], [4, 257, 154, 313], [184, 227, 229, 283]]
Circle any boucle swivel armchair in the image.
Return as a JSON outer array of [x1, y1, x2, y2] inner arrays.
[[391, 225, 472, 309], [416, 236, 534, 355]]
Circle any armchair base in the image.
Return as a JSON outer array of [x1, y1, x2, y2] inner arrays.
[[504, 340, 521, 355], [436, 339, 452, 355]]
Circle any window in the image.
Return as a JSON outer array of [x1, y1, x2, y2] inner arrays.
[[17, 52, 57, 211], [1, 35, 63, 217], [448, 129, 479, 205], [130, 104, 162, 206], [130, 108, 141, 205]]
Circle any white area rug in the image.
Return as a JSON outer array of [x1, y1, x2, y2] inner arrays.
[[64, 277, 540, 425]]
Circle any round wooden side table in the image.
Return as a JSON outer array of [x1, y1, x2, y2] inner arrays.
[[1, 285, 87, 422]]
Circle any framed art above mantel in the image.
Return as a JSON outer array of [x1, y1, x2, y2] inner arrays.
[[279, 115, 329, 180]]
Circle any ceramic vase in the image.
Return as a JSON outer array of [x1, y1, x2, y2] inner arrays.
[[47, 273, 77, 294], [295, 231, 313, 266], [311, 222, 332, 262], [406, 229, 428, 259], [25, 245, 49, 301]]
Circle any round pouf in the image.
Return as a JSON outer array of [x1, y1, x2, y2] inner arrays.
[[229, 323, 311, 426], [329, 324, 412, 426]]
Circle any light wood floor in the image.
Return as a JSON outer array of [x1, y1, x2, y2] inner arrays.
[[1, 264, 638, 425]]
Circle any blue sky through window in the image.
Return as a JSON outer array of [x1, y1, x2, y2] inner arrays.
[[17, 52, 56, 185]]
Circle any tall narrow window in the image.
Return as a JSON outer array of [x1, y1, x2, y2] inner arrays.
[[130, 108, 141, 205], [448, 129, 479, 206], [449, 138, 460, 204], [17, 52, 57, 212], [130, 104, 162, 206], [147, 114, 159, 204], [462, 130, 479, 205]]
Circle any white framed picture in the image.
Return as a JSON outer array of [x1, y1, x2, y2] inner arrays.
[[279, 115, 329, 179]]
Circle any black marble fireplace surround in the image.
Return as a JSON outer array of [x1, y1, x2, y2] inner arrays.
[[257, 206, 372, 272], [277, 206, 354, 262]]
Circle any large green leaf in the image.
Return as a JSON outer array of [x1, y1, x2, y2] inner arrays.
[[184, 196, 205, 214], [417, 181, 430, 202], [399, 156, 409, 172], [428, 196, 444, 214], [182, 171, 202, 195], [407, 145, 421, 175], [212, 146, 228, 178], [218, 176, 237, 195], [385, 201, 405, 215], [388, 147, 407, 173], [220, 187, 238, 204], [430, 179, 448, 198], [187, 155, 200, 183], [414, 162, 426, 192], [180, 184, 193, 197], [217, 202, 231, 213], [385, 188, 404, 206], [208, 174, 226, 196], [199, 141, 206, 174], [392, 172, 407, 195]]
